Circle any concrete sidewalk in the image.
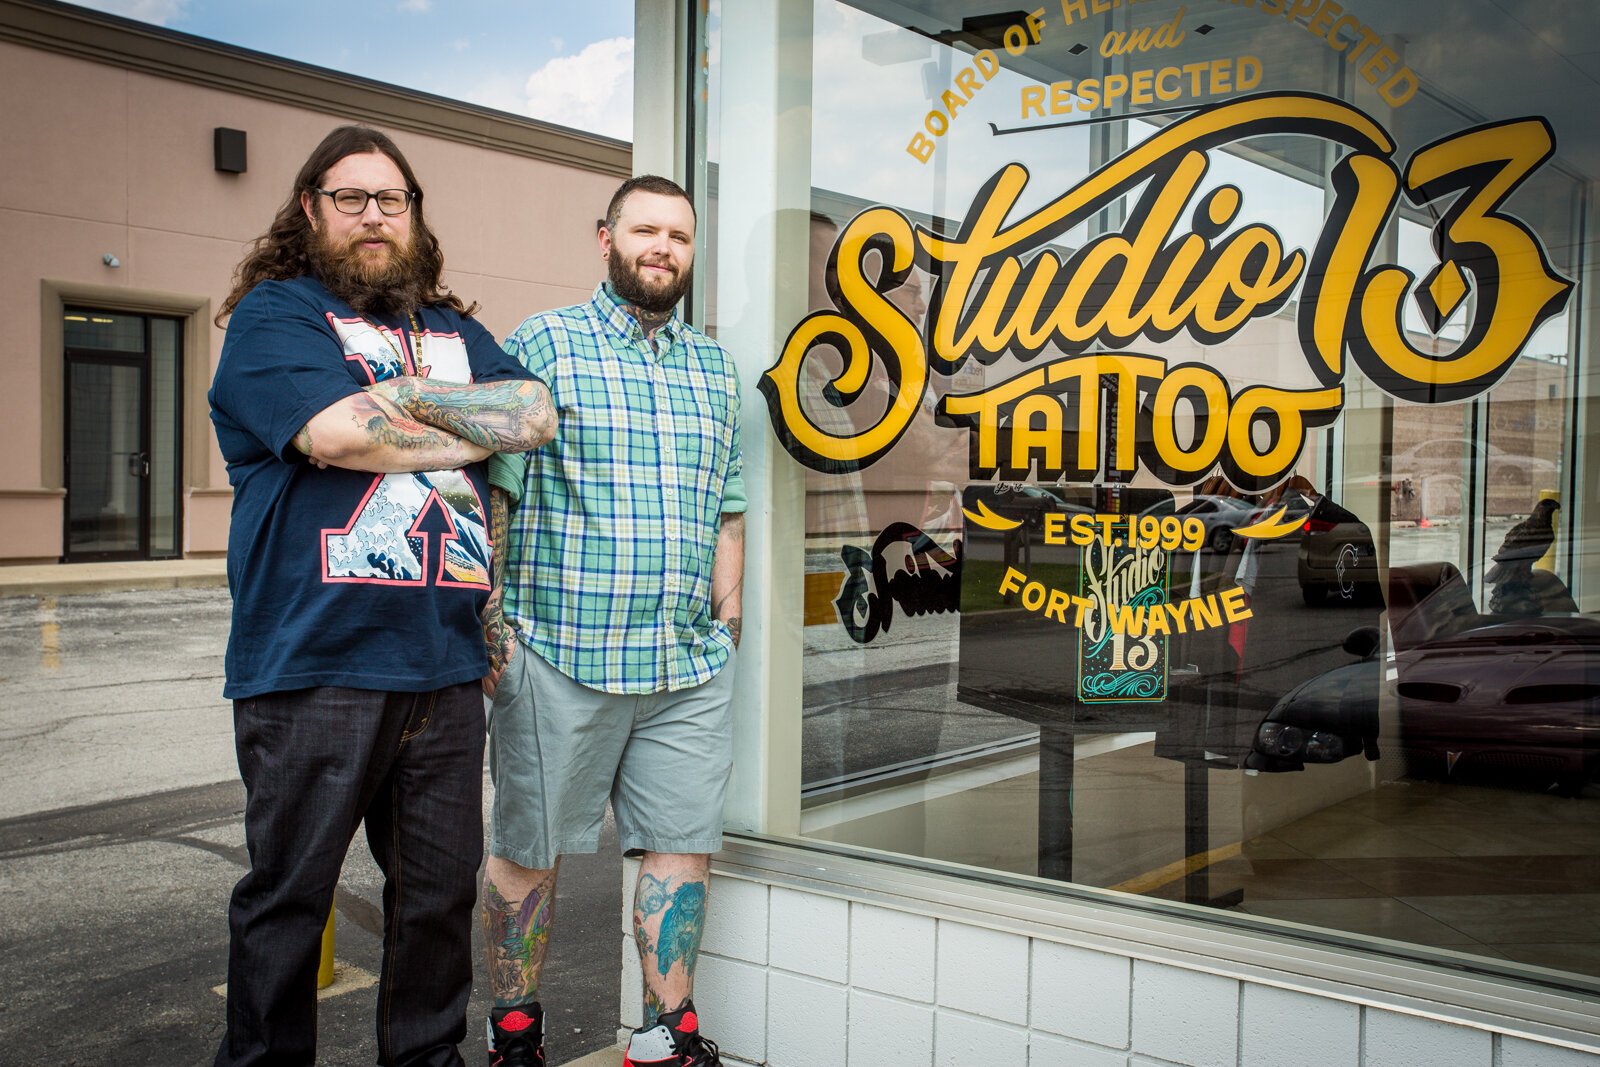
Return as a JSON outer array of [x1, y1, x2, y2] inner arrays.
[[0, 557, 228, 597]]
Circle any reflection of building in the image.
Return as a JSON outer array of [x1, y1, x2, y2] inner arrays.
[[0, 0, 624, 564], [635, 2, 1600, 1065]]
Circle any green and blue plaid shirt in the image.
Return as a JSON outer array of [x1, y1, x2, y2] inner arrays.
[[489, 284, 746, 694]]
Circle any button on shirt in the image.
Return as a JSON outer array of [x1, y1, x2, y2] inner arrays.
[[489, 284, 746, 694]]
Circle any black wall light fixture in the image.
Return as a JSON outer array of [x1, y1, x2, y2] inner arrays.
[[214, 127, 247, 174]]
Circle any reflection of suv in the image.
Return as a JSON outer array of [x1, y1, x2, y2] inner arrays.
[[1297, 497, 1379, 605]]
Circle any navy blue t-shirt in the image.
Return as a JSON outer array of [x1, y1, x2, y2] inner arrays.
[[209, 276, 532, 699]]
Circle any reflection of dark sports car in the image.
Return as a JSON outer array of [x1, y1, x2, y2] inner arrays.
[[1395, 617, 1600, 795], [1297, 497, 1379, 606], [1247, 627, 1381, 773], [1253, 563, 1600, 794]]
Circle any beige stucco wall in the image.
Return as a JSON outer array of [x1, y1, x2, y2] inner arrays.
[[0, 34, 622, 563]]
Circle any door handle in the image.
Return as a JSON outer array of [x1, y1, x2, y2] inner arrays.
[[128, 451, 150, 478]]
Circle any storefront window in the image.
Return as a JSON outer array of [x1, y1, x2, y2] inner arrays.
[[698, 0, 1599, 991]]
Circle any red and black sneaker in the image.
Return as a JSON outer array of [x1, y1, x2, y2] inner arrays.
[[622, 1001, 721, 1067], [487, 1002, 545, 1067]]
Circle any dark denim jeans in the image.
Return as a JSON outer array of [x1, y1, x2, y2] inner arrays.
[[215, 684, 485, 1067]]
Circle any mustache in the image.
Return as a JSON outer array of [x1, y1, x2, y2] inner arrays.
[[636, 255, 676, 274], [345, 229, 397, 251]]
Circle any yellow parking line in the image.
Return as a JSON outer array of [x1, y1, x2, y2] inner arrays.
[[1110, 840, 1243, 896]]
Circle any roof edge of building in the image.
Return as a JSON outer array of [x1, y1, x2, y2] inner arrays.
[[0, 0, 633, 178]]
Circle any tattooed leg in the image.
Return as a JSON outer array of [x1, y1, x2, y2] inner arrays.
[[483, 855, 560, 1007], [632, 852, 710, 1025]]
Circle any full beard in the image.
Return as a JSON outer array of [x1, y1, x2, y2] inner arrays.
[[309, 226, 431, 318], [609, 253, 692, 316]]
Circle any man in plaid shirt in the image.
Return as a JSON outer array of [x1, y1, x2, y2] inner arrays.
[[478, 176, 743, 1067]]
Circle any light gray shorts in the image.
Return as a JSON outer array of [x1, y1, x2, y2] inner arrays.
[[486, 640, 736, 871]]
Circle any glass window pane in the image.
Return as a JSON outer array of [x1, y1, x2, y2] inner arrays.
[[67, 361, 144, 555], [148, 318, 181, 558], [64, 309, 145, 353], [706, 0, 1600, 992]]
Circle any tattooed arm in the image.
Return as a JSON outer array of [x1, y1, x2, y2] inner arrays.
[[367, 376, 557, 454], [291, 391, 492, 473], [482, 486, 516, 696], [710, 512, 745, 648]]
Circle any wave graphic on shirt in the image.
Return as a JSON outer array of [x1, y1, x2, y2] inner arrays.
[[323, 470, 489, 587], [318, 312, 487, 586]]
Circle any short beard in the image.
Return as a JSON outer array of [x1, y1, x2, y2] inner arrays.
[[608, 253, 692, 316], [309, 224, 431, 318]]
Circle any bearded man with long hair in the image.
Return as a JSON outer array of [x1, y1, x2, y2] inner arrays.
[[208, 125, 556, 1067]]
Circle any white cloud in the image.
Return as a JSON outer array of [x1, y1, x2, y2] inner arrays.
[[70, 0, 189, 25], [520, 36, 633, 140], [399, 0, 432, 12], [452, 37, 470, 52]]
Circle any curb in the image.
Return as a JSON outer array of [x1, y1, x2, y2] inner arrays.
[[0, 560, 228, 599]]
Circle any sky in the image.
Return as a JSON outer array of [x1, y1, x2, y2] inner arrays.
[[67, 0, 636, 140]]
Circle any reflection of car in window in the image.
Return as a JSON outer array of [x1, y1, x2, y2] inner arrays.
[[1297, 496, 1380, 605], [1394, 617, 1600, 796], [1252, 563, 1600, 796], [1349, 439, 1558, 494], [1153, 494, 1253, 553], [1247, 626, 1381, 773]]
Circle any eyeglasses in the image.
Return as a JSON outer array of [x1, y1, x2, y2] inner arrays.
[[314, 187, 417, 216]]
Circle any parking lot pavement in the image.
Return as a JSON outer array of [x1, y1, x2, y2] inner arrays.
[[0, 587, 621, 1066]]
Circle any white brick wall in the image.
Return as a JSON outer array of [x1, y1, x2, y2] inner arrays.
[[701, 872, 769, 965], [851, 903, 937, 1002], [693, 954, 768, 1063], [849, 989, 935, 1066], [613, 871, 1600, 1067], [1502, 1037, 1600, 1067], [768, 971, 847, 1067], [1031, 941, 1131, 1048], [1240, 984, 1359, 1067], [1362, 1009, 1492, 1067], [935, 1010, 1029, 1066], [935, 921, 1029, 1025], [769, 886, 848, 983], [1131, 962, 1239, 1067], [1030, 1031, 1130, 1067]]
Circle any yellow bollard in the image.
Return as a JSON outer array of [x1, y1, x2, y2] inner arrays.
[[1535, 489, 1559, 573], [318, 904, 336, 989]]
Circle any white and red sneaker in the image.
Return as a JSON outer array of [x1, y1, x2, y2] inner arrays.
[[623, 1001, 721, 1066]]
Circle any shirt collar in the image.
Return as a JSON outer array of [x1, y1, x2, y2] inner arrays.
[[591, 283, 684, 347]]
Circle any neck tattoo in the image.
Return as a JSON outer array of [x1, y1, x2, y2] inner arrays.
[[621, 304, 671, 347]]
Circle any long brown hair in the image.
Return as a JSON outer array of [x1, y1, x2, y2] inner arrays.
[[215, 125, 477, 325]]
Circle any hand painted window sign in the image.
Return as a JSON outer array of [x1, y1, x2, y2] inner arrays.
[[762, 92, 1573, 494]]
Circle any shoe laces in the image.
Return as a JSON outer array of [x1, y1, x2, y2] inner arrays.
[[684, 1031, 721, 1067], [491, 1031, 544, 1067]]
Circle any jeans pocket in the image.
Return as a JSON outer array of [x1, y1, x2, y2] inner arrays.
[[399, 692, 438, 744]]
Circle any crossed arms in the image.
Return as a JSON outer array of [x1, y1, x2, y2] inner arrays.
[[292, 376, 556, 473]]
